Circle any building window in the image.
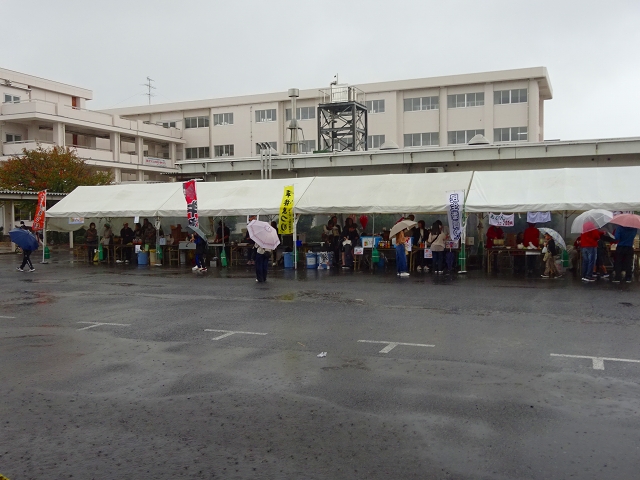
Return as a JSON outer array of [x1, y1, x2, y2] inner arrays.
[[367, 135, 386, 149], [494, 89, 528, 105], [162, 121, 176, 128], [214, 144, 234, 157], [3, 94, 20, 104], [447, 130, 485, 144], [255, 109, 276, 123], [404, 132, 439, 147], [403, 96, 439, 112], [5, 134, 22, 143], [365, 100, 385, 114], [184, 116, 209, 129], [185, 146, 210, 159], [285, 107, 315, 121], [256, 142, 277, 153], [213, 113, 234, 126], [300, 140, 316, 153], [447, 92, 484, 109], [494, 127, 528, 142]]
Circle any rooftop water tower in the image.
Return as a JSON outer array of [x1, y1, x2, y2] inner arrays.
[[317, 75, 368, 152]]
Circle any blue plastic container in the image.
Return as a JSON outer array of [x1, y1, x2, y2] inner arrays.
[[283, 252, 294, 269], [137, 252, 149, 265], [306, 252, 317, 269]]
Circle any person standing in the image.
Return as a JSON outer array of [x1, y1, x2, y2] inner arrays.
[[341, 223, 360, 270], [119, 222, 134, 263], [428, 221, 446, 274], [255, 246, 271, 282], [85, 222, 98, 263], [612, 225, 638, 284], [523, 223, 540, 274], [580, 223, 600, 282], [17, 241, 35, 272], [413, 220, 428, 272], [486, 223, 505, 272], [191, 233, 207, 272], [395, 229, 410, 277], [541, 232, 561, 278]]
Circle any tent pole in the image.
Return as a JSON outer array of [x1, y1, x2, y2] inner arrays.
[[372, 213, 375, 274], [41, 219, 48, 264], [293, 213, 299, 270]]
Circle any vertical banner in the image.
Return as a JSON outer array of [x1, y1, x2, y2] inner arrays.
[[32, 190, 47, 232], [446, 190, 464, 241], [183, 180, 199, 227], [278, 185, 294, 234]]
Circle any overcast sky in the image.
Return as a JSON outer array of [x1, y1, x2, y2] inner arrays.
[[3, 0, 639, 141]]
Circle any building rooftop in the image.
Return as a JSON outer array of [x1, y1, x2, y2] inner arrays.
[[0, 67, 93, 100]]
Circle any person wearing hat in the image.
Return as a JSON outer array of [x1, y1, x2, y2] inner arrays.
[[119, 222, 134, 263]]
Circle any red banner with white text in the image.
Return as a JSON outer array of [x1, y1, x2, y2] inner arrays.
[[183, 180, 198, 228], [32, 190, 47, 232]]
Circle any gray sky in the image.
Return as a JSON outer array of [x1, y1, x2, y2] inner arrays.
[[4, 0, 639, 141]]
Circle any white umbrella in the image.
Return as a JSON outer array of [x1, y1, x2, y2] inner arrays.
[[538, 227, 566, 250], [187, 224, 208, 241], [247, 220, 280, 250], [570, 209, 613, 234], [389, 220, 416, 238]]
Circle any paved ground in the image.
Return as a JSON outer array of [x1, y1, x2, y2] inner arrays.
[[1, 251, 639, 479]]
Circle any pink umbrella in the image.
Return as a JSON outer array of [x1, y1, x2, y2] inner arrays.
[[247, 220, 280, 250], [609, 213, 640, 229]]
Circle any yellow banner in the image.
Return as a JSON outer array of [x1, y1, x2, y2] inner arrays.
[[278, 185, 294, 234]]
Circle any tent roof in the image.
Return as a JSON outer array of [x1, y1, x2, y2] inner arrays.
[[157, 177, 314, 217], [465, 166, 640, 213], [46, 183, 182, 218], [294, 172, 473, 214]]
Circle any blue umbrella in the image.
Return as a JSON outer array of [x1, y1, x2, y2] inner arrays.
[[9, 228, 39, 251]]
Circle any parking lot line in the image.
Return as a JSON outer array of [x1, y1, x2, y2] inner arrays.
[[77, 321, 131, 331], [358, 340, 435, 354], [204, 329, 268, 341], [551, 353, 640, 370]]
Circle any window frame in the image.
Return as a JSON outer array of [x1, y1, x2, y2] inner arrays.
[[255, 109, 277, 123], [403, 96, 439, 112], [365, 99, 385, 114], [403, 132, 439, 147], [3, 94, 20, 104], [367, 134, 386, 149], [5, 133, 22, 143], [447, 92, 484, 109], [447, 129, 485, 145], [213, 112, 234, 126], [214, 144, 235, 157]]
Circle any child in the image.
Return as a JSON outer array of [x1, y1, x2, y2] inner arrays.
[[541, 232, 561, 279]]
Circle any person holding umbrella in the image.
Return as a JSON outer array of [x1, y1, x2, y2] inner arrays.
[[9, 227, 39, 272], [612, 225, 638, 284], [389, 219, 415, 278], [247, 219, 281, 283], [580, 222, 601, 282], [541, 232, 561, 279]]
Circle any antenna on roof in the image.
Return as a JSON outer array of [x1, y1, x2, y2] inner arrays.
[[142, 76, 156, 105]]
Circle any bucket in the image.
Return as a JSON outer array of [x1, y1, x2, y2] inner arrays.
[[149, 249, 157, 265], [283, 252, 294, 269], [179, 251, 186, 265], [306, 252, 317, 269], [137, 252, 149, 265]]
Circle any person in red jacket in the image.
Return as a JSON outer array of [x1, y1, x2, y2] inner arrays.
[[580, 223, 601, 282], [523, 223, 540, 274]]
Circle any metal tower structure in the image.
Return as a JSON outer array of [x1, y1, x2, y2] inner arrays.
[[317, 84, 368, 152]]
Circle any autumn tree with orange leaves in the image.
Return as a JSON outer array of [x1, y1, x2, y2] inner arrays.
[[0, 145, 112, 193]]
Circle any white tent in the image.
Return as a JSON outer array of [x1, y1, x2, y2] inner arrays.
[[46, 183, 182, 218], [294, 172, 474, 214], [157, 177, 314, 217], [465, 166, 640, 213]]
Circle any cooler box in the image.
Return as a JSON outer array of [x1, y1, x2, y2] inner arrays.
[[306, 252, 317, 269], [137, 252, 149, 265], [283, 252, 294, 269]]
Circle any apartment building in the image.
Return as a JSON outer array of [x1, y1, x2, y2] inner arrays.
[[0, 68, 184, 182], [107, 67, 552, 161]]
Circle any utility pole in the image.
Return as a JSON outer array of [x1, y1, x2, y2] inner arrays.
[[142, 77, 156, 105]]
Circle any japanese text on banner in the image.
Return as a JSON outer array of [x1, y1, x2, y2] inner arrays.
[[183, 180, 199, 228], [489, 212, 514, 227], [32, 190, 47, 232], [278, 185, 294, 234], [446, 190, 464, 241]]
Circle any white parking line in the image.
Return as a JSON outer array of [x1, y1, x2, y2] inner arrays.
[[0, 316, 16, 318], [358, 340, 435, 354], [551, 353, 640, 370], [77, 321, 131, 331], [204, 329, 268, 341]]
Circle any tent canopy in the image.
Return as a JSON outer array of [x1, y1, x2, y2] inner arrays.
[[465, 166, 640, 213], [46, 166, 640, 221], [294, 172, 473, 214]]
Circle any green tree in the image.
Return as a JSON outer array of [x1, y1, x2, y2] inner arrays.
[[0, 144, 113, 193]]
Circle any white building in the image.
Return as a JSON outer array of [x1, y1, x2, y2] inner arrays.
[[107, 67, 552, 161], [0, 68, 184, 182]]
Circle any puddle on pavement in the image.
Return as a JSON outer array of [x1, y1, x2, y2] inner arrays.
[[0, 291, 56, 306], [322, 358, 370, 372]]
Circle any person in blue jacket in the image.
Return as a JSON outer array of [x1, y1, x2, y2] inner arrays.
[[612, 226, 638, 283]]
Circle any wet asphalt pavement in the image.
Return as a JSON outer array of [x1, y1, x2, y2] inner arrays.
[[1, 252, 640, 479]]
